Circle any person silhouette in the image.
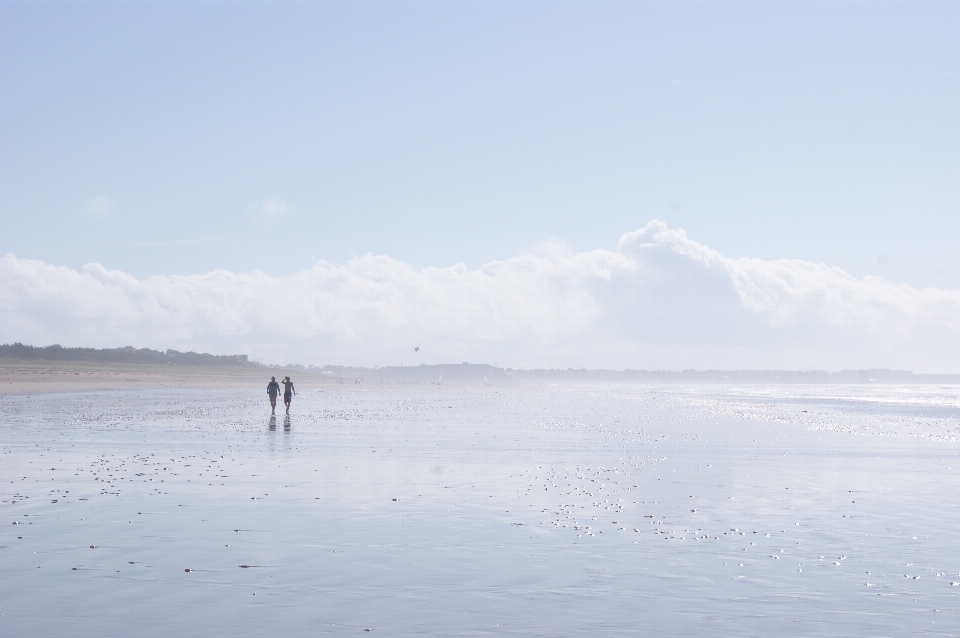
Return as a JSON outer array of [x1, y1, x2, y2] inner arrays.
[[282, 376, 296, 411], [266, 376, 281, 413]]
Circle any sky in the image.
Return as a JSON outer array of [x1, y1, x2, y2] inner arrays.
[[1, 1, 958, 371]]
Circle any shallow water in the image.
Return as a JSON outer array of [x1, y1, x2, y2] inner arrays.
[[2, 384, 959, 636]]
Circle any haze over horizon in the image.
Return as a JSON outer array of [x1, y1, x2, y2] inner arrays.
[[2, 2, 958, 373]]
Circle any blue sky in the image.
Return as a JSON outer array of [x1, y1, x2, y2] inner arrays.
[[3, 1, 958, 284], [1, 2, 958, 369]]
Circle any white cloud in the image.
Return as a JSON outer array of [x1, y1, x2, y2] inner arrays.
[[2, 220, 958, 371], [261, 198, 287, 216], [83, 195, 117, 216]]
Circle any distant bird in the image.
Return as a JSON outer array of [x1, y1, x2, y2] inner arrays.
[[415, 347, 419, 352]]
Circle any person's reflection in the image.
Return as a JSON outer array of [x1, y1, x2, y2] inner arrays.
[[283, 413, 291, 432], [268, 415, 277, 431]]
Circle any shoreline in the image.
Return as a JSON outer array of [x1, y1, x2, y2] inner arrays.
[[0, 359, 336, 395], [5, 359, 958, 396]]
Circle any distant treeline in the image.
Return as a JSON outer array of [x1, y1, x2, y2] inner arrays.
[[0, 343, 251, 366], [4, 344, 957, 382]]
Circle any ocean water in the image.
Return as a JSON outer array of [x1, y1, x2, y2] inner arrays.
[[2, 384, 958, 637]]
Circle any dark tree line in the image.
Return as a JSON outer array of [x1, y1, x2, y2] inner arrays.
[[0, 343, 250, 366]]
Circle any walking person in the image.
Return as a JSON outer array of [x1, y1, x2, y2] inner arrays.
[[267, 376, 281, 413], [282, 376, 296, 411]]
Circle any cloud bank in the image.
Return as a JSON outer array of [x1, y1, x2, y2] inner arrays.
[[2, 221, 958, 372]]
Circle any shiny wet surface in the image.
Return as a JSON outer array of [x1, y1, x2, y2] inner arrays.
[[2, 385, 959, 636]]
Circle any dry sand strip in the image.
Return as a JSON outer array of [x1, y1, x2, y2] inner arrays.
[[0, 359, 338, 395]]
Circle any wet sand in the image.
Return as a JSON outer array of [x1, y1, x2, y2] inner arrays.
[[0, 359, 336, 395], [2, 384, 958, 636]]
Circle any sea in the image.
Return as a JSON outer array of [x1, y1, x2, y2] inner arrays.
[[2, 383, 958, 636]]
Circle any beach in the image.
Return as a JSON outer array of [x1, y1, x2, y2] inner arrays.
[[4, 2, 957, 634], [2, 382, 958, 636]]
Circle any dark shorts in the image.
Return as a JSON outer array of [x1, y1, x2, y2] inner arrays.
[[284, 392, 292, 401], [269, 394, 278, 401]]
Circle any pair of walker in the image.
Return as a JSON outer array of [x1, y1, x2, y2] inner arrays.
[[267, 375, 295, 412]]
